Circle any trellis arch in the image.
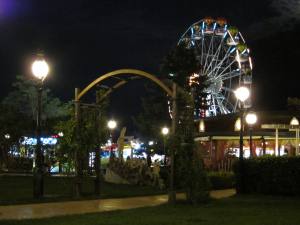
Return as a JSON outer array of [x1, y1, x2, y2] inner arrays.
[[75, 69, 173, 101], [73, 68, 177, 203]]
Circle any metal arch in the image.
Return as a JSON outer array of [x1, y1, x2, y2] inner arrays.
[[76, 69, 173, 101], [97, 76, 140, 101]]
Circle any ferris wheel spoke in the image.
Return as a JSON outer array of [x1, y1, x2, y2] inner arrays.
[[217, 70, 241, 81], [209, 94, 218, 116], [203, 38, 224, 74], [221, 86, 235, 93], [200, 33, 205, 65], [203, 34, 216, 71], [213, 60, 236, 79], [213, 53, 234, 77], [207, 48, 232, 77], [212, 44, 231, 75], [214, 95, 225, 114], [216, 93, 233, 114]]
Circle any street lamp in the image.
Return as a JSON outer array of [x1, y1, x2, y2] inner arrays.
[[290, 117, 299, 126], [107, 120, 117, 130], [162, 127, 169, 136], [32, 55, 49, 199], [290, 117, 299, 155], [246, 112, 257, 157], [235, 87, 250, 103], [4, 133, 10, 139], [234, 86, 250, 194], [161, 127, 169, 165], [107, 120, 117, 157], [234, 86, 250, 160], [32, 59, 49, 81]]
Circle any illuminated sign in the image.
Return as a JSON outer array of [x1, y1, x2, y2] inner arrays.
[[21, 137, 58, 146]]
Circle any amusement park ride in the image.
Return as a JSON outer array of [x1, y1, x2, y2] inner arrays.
[[178, 17, 253, 118]]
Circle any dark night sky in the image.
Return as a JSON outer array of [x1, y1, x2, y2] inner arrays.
[[0, 0, 299, 132]]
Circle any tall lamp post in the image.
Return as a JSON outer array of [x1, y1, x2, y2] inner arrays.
[[161, 127, 169, 165], [290, 117, 299, 155], [32, 56, 49, 198], [245, 112, 257, 157], [234, 86, 250, 160], [234, 86, 250, 194], [107, 120, 117, 158]]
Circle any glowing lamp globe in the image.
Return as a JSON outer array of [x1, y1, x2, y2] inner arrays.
[[161, 127, 169, 135], [246, 112, 257, 125], [32, 59, 49, 80], [199, 119, 205, 132], [234, 118, 241, 131], [235, 86, 250, 102], [290, 117, 299, 126], [107, 120, 117, 130]]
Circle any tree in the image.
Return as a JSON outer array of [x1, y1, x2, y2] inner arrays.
[[160, 42, 199, 87], [161, 43, 211, 203], [0, 75, 68, 171], [133, 83, 170, 154], [2, 75, 68, 134], [161, 42, 210, 118], [0, 104, 30, 169], [54, 106, 77, 173], [55, 89, 109, 196]]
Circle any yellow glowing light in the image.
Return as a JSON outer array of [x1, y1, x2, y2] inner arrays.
[[290, 117, 299, 126], [199, 119, 205, 132], [235, 86, 250, 102], [234, 118, 241, 131], [32, 59, 49, 80], [246, 112, 257, 125], [161, 127, 169, 135], [107, 120, 117, 129]]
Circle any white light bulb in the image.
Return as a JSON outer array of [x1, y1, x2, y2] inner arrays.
[[32, 59, 49, 80]]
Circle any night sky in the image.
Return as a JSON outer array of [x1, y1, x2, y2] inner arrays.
[[0, 0, 299, 132]]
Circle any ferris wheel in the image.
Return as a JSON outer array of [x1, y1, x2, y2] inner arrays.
[[178, 17, 253, 117]]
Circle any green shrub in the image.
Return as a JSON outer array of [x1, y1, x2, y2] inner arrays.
[[233, 156, 300, 195], [6, 157, 33, 172], [208, 171, 235, 190]]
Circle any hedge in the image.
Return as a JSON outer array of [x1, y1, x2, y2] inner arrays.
[[5, 157, 33, 172], [207, 171, 235, 190], [233, 156, 300, 195]]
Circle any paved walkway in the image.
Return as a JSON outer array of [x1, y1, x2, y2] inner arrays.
[[0, 189, 235, 220]]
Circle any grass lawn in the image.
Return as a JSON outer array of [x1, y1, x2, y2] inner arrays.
[[1, 195, 300, 225], [0, 175, 165, 205]]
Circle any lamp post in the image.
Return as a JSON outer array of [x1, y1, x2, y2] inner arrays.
[[32, 56, 49, 199], [161, 127, 169, 165], [290, 117, 299, 155], [234, 86, 250, 194], [245, 112, 257, 157], [234, 86, 250, 160], [107, 120, 117, 158]]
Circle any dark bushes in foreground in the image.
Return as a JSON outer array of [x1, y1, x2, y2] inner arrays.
[[234, 156, 300, 195]]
